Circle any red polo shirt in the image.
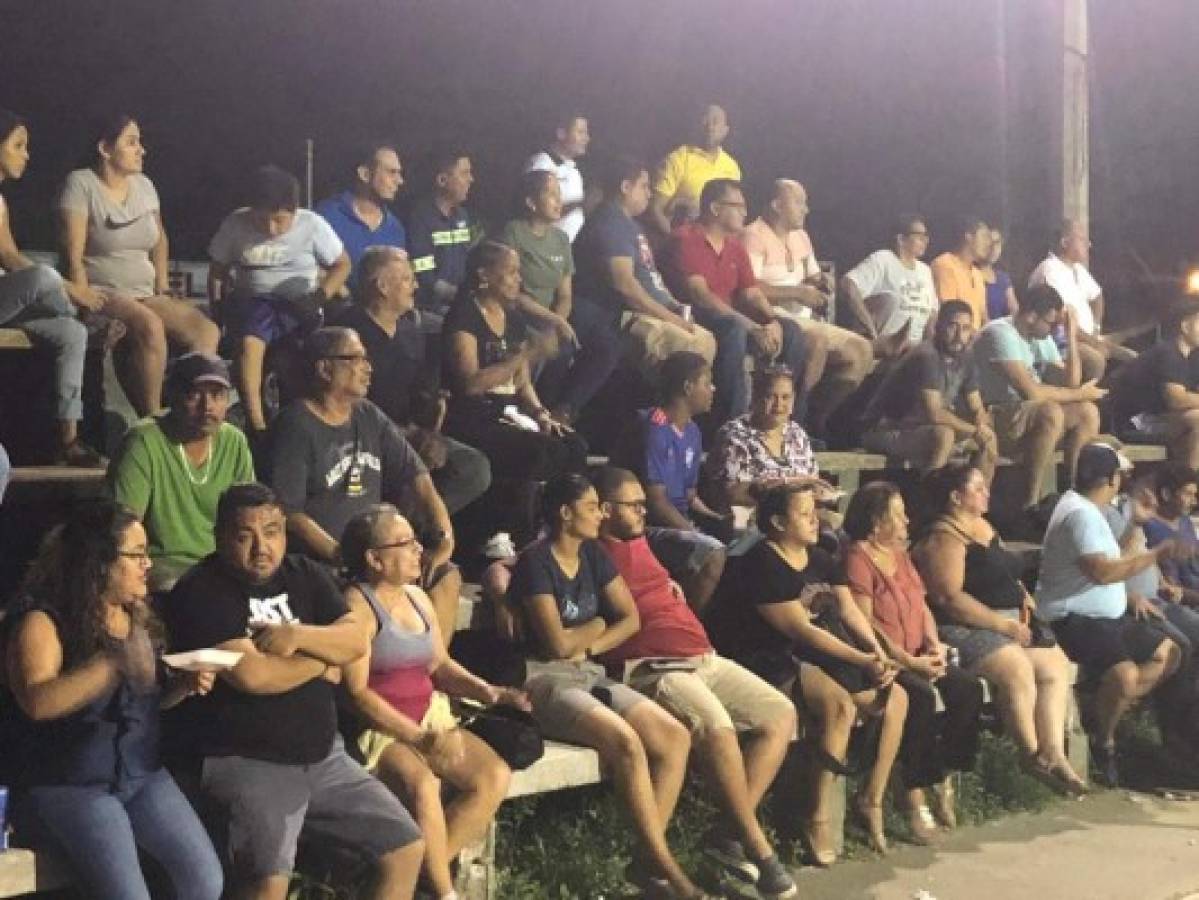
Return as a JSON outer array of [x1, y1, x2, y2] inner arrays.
[[668, 222, 756, 308]]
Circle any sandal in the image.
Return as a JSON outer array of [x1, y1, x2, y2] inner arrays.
[[851, 797, 889, 855], [931, 777, 957, 829], [801, 818, 838, 867], [1021, 754, 1088, 797], [906, 804, 940, 846]]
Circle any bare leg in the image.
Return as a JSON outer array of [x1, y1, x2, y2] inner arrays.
[[237, 335, 269, 433], [104, 294, 167, 415], [426, 565, 464, 643], [797, 665, 857, 863], [975, 644, 1039, 757], [808, 331, 872, 437], [234, 876, 290, 900], [435, 731, 511, 857], [693, 727, 773, 859], [1169, 409, 1199, 469], [368, 841, 424, 900], [680, 548, 724, 615], [1014, 401, 1064, 508], [1059, 401, 1101, 491], [376, 743, 455, 896], [741, 711, 794, 808], [1026, 646, 1074, 766], [142, 294, 220, 354], [624, 699, 692, 827]]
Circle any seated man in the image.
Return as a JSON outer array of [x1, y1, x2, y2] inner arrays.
[[108, 352, 255, 592], [405, 145, 478, 316], [648, 103, 741, 235], [1108, 300, 1199, 467], [330, 246, 491, 518], [862, 300, 998, 477], [635, 351, 727, 611], [1037, 443, 1184, 785], [314, 140, 407, 291], [209, 164, 351, 437], [268, 326, 462, 636], [524, 111, 591, 241], [1144, 462, 1199, 601], [594, 467, 798, 899], [573, 155, 716, 379], [973, 283, 1104, 523], [665, 179, 809, 427], [162, 483, 423, 899], [839, 214, 938, 357], [929, 215, 990, 327], [1028, 219, 1136, 383], [743, 180, 872, 439]]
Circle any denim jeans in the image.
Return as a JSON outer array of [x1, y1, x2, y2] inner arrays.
[[0, 265, 87, 421], [18, 768, 223, 900], [535, 297, 622, 419], [693, 306, 809, 424]]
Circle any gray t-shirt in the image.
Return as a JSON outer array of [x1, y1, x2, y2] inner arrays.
[[501, 218, 574, 308], [845, 249, 937, 339], [865, 341, 978, 423], [208, 208, 344, 300], [58, 169, 161, 297], [972, 317, 1063, 406], [268, 399, 427, 547], [1100, 500, 1159, 600]]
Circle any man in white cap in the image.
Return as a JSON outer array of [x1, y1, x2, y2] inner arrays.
[[1036, 441, 1184, 785], [108, 352, 255, 591]]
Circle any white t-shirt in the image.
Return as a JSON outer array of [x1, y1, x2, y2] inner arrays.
[[524, 150, 585, 242], [1028, 252, 1102, 335], [1036, 490, 1127, 621], [845, 249, 937, 338], [208, 208, 343, 299]]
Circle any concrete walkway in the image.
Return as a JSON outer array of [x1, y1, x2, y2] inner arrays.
[[793, 790, 1199, 900]]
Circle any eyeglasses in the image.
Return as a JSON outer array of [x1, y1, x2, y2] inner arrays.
[[118, 550, 152, 564], [905, 230, 930, 238], [717, 201, 747, 211], [324, 354, 370, 365], [373, 538, 421, 551], [608, 499, 647, 511]]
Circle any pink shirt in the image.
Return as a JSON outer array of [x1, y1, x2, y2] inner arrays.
[[742, 218, 819, 288], [844, 543, 930, 656]]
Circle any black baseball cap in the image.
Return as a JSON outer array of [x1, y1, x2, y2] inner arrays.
[[167, 352, 232, 394]]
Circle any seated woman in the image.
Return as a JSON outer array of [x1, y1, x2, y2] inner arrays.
[[913, 464, 1089, 794], [442, 240, 587, 545], [843, 483, 987, 841], [0, 110, 103, 465], [340, 504, 519, 900], [1, 500, 223, 900], [704, 483, 908, 863], [503, 473, 714, 899], [979, 226, 1017, 322], [500, 170, 619, 423], [58, 112, 220, 416], [704, 365, 838, 517]]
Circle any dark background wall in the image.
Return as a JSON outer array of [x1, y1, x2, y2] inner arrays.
[[0, 0, 1195, 320]]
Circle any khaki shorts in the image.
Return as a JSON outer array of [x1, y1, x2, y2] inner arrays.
[[525, 660, 646, 741], [621, 311, 717, 369], [783, 316, 868, 358], [358, 691, 457, 772], [989, 401, 1045, 455], [624, 652, 793, 738]]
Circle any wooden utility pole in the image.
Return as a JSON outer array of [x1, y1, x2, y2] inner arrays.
[[1060, 0, 1089, 225]]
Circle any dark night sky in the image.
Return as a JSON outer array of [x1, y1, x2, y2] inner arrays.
[[2, 0, 1197, 317]]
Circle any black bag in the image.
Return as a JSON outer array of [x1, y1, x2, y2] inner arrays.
[[459, 702, 544, 770]]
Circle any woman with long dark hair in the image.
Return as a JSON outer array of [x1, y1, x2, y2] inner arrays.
[[505, 473, 715, 899], [843, 482, 987, 839], [58, 112, 219, 414], [913, 463, 1087, 793], [2, 500, 223, 899], [0, 110, 103, 465]]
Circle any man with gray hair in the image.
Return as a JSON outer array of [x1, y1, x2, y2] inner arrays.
[[743, 179, 873, 438], [331, 246, 490, 525], [1028, 219, 1136, 383]]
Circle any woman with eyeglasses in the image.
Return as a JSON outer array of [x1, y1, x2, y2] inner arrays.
[[505, 473, 716, 899], [1, 500, 223, 900], [340, 504, 523, 900]]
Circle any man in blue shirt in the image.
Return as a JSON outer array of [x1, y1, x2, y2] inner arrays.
[[405, 146, 478, 315], [1037, 442, 1183, 784], [315, 141, 406, 291], [573, 156, 715, 379]]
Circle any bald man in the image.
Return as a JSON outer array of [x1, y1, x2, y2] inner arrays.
[[743, 179, 872, 439]]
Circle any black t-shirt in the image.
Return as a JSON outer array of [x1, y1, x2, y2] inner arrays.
[[162, 554, 348, 765], [864, 342, 978, 423], [705, 540, 846, 681], [510, 539, 619, 653], [441, 296, 528, 412], [1113, 339, 1192, 425], [268, 399, 426, 548], [331, 304, 432, 426]]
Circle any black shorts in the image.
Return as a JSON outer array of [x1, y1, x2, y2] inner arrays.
[[1051, 613, 1173, 680]]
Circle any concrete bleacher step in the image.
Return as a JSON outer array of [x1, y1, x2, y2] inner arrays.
[[0, 849, 70, 899], [0, 329, 33, 351]]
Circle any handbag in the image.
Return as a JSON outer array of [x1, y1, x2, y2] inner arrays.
[[458, 701, 545, 771]]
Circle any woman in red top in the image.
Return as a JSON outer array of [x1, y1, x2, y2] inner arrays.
[[844, 483, 985, 844]]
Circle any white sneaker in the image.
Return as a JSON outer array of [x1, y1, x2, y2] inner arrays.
[[484, 532, 517, 559]]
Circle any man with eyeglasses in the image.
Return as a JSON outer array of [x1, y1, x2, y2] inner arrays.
[[743, 179, 873, 439], [1028, 218, 1136, 383], [315, 141, 408, 292], [973, 283, 1105, 525], [840, 213, 938, 358], [109, 352, 255, 592], [592, 466, 799, 899], [267, 326, 462, 635], [664, 178, 811, 427]]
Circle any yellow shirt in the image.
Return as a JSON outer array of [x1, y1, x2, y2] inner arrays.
[[652, 145, 742, 213], [930, 252, 986, 327]]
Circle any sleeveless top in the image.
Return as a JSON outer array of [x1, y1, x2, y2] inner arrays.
[[357, 582, 437, 723], [0, 602, 162, 789], [935, 519, 1024, 611]]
